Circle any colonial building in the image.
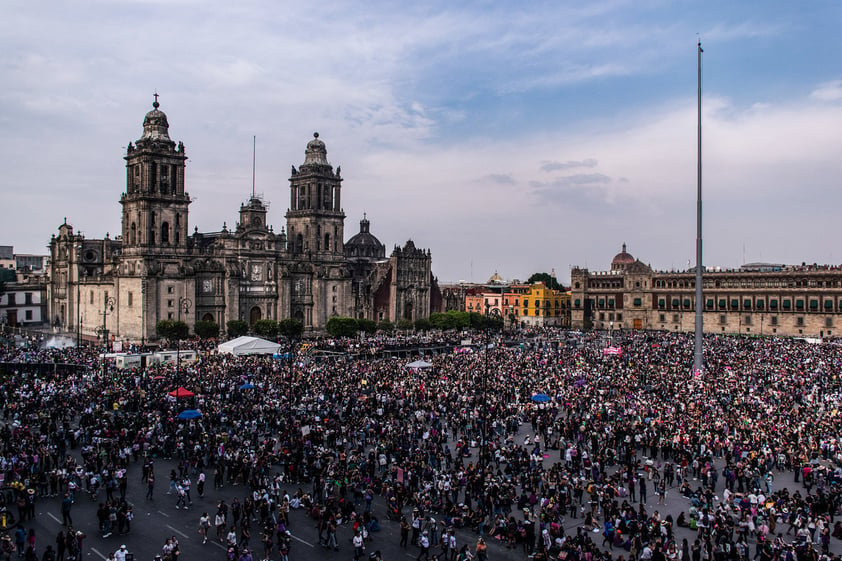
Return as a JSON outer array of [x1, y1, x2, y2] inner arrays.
[[48, 98, 441, 343], [571, 244, 842, 338]]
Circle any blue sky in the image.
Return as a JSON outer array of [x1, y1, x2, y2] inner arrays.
[[1, 0, 840, 284]]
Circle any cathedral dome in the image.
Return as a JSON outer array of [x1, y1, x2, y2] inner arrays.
[[141, 95, 171, 142], [345, 215, 385, 259], [611, 243, 635, 270], [303, 132, 329, 165]]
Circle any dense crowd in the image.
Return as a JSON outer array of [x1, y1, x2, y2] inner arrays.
[[0, 328, 840, 561]]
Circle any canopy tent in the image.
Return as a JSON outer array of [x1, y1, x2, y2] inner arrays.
[[218, 336, 281, 356], [405, 360, 433, 369], [177, 409, 202, 419], [168, 387, 195, 398]]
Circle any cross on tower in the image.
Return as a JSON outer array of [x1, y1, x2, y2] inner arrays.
[[153, 92, 159, 108]]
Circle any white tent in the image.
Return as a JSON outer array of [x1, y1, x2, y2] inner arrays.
[[406, 359, 433, 369], [218, 336, 281, 356]]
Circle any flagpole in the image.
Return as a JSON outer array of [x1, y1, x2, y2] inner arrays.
[[694, 41, 704, 375]]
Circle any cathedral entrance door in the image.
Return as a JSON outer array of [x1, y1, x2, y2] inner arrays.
[[249, 306, 262, 326]]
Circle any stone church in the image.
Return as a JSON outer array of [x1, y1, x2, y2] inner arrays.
[[48, 97, 441, 343]]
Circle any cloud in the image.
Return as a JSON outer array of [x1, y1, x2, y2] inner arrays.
[[478, 173, 516, 185], [703, 21, 783, 42], [529, 173, 612, 207], [540, 158, 598, 172], [810, 80, 842, 102]]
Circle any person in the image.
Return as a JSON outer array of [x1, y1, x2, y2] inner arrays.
[[113, 545, 128, 561], [26, 529, 35, 555], [175, 482, 187, 510], [61, 494, 73, 526], [54, 532, 65, 561], [198, 513, 211, 544], [400, 516, 410, 548], [353, 530, 365, 561], [146, 471, 155, 501], [197, 472, 206, 498], [475, 538, 487, 561], [417, 531, 430, 561], [216, 510, 227, 542], [15, 527, 26, 558], [41, 545, 56, 561]]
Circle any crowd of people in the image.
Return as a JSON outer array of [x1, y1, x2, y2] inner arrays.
[[0, 327, 840, 561]]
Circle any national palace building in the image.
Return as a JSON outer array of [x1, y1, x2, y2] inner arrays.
[[47, 97, 441, 343], [571, 244, 842, 338]]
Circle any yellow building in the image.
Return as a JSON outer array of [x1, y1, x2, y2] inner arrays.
[[521, 282, 570, 327]]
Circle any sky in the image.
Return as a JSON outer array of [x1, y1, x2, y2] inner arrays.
[[1, 0, 841, 285]]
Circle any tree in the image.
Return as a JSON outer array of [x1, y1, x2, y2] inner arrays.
[[377, 320, 395, 333], [253, 319, 279, 339], [156, 320, 189, 340], [430, 310, 470, 330], [194, 320, 220, 339], [278, 318, 304, 339], [527, 272, 564, 291], [414, 317, 431, 331], [357, 318, 377, 334], [397, 319, 414, 331], [226, 320, 249, 338], [326, 316, 358, 338]]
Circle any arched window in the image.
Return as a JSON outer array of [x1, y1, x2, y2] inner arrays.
[[161, 222, 170, 244], [295, 234, 304, 254], [130, 222, 136, 245], [324, 233, 330, 252]]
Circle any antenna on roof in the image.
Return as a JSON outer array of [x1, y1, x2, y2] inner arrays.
[[252, 135, 256, 199]]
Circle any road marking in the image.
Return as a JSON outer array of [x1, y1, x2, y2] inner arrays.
[[167, 524, 190, 539], [157, 510, 171, 518], [47, 512, 62, 524], [210, 541, 226, 550], [290, 534, 314, 548], [90, 547, 108, 560]]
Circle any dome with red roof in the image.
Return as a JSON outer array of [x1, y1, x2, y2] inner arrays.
[[611, 243, 635, 271]]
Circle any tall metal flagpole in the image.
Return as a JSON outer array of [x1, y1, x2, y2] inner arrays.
[[694, 41, 704, 375], [252, 135, 256, 198]]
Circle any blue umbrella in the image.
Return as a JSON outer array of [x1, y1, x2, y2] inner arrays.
[[239, 383, 255, 390], [531, 393, 551, 403], [177, 409, 202, 419]]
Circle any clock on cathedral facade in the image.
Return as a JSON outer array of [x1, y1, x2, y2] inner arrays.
[[48, 97, 442, 341]]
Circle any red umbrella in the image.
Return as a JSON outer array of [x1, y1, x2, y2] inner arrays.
[[153, 376, 165, 380], [168, 387, 195, 398]]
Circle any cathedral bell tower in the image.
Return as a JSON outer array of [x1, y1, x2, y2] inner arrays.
[[286, 133, 344, 260], [120, 95, 190, 255]]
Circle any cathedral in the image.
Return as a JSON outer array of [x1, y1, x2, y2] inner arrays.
[[48, 97, 441, 343]]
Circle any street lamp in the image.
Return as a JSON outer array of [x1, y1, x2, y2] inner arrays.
[[479, 305, 501, 470], [100, 294, 115, 377], [175, 297, 192, 409], [75, 244, 82, 346]]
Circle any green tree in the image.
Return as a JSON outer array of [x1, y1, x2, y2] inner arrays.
[[377, 320, 395, 333], [253, 319, 279, 339], [414, 317, 431, 331], [326, 316, 359, 338], [226, 320, 249, 338], [278, 318, 304, 339], [431, 310, 470, 330], [397, 319, 414, 331], [156, 320, 189, 340], [357, 318, 377, 334], [194, 320, 220, 339], [527, 272, 564, 291]]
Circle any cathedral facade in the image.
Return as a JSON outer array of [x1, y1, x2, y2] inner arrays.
[[48, 99, 441, 343]]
